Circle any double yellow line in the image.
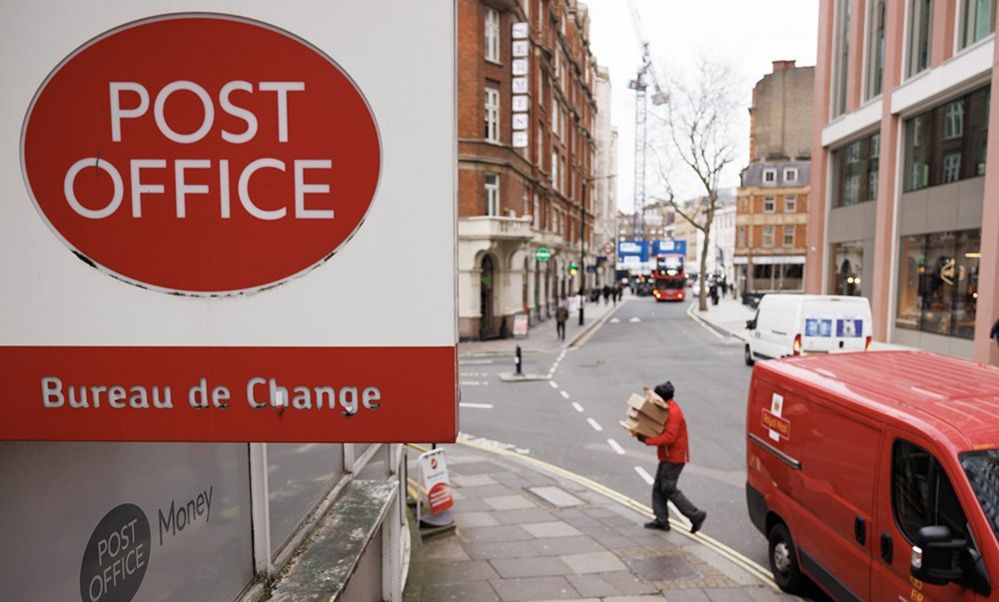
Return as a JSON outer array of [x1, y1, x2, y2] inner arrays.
[[408, 440, 787, 594]]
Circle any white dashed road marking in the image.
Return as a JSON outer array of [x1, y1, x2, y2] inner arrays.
[[607, 438, 626, 455], [571, 402, 584, 413], [560, 390, 570, 399], [460, 381, 488, 386], [587, 418, 603, 432], [549, 381, 559, 389], [628, 317, 641, 323], [459, 402, 494, 409], [610, 317, 620, 323], [634, 466, 655, 485]]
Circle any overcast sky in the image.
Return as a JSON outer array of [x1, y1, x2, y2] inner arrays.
[[583, 0, 819, 212]]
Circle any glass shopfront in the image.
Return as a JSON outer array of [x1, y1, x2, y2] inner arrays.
[[896, 229, 981, 339], [903, 86, 990, 192], [830, 241, 865, 296], [832, 132, 880, 207]]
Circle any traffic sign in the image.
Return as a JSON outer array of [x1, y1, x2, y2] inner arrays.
[[1, 6, 457, 443], [536, 246, 552, 262]]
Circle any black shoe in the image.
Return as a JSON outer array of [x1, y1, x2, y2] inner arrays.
[[690, 511, 707, 534], [644, 520, 670, 531]]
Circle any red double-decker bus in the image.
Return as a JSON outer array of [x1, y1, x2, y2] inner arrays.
[[651, 254, 686, 302]]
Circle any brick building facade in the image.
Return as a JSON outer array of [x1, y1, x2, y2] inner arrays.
[[457, 0, 604, 340], [735, 61, 815, 294]]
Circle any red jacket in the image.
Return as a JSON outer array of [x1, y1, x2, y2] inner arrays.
[[644, 399, 689, 463]]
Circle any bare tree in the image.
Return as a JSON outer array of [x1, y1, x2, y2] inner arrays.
[[650, 56, 739, 311]]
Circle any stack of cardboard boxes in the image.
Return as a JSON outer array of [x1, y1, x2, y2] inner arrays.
[[619, 388, 669, 439]]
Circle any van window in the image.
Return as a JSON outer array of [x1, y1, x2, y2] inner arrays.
[[961, 449, 999, 540], [893, 440, 969, 543]]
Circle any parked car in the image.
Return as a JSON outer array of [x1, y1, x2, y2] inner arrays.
[[746, 351, 999, 599], [744, 294, 872, 365]]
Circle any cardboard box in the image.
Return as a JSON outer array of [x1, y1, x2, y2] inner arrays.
[[619, 417, 662, 439], [627, 391, 669, 424]]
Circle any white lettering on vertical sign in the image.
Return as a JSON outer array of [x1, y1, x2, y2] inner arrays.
[[512, 58, 529, 75], [512, 113, 528, 130], [512, 40, 529, 57], [512, 131, 528, 148], [512, 95, 529, 112], [512, 77, 528, 94], [512, 22, 529, 39], [769, 393, 783, 442]]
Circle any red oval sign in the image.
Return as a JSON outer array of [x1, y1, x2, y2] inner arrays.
[[21, 14, 380, 295]]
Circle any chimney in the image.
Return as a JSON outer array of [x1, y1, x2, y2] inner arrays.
[[772, 60, 796, 72]]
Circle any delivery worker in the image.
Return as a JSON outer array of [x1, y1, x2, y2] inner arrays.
[[637, 380, 708, 534]]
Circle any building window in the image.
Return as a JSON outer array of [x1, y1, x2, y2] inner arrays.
[[737, 227, 746, 247], [551, 103, 559, 137], [865, 0, 886, 99], [763, 196, 776, 213], [832, 132, 880, 207], [903, 86, 990, 192], [896, 229, 980, 339], [762, 226, 775, 247], [783, 167, 798, 183], [830, 241, 865, 296], [832, 0, 851, 117], [783, 226, 795, 248], [485, 8, 500, 63], [484, 173, 500, 216], [762, 168, 777, 185], [551, 150, 559, 191], [485, 86, 500, 143], [906, 0, 933, 78], [961, 0, 996, 48], [784, 195, 797, 212]]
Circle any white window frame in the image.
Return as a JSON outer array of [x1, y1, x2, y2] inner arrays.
[[783, 226, 796, 248], [762, 226, 775, 248], [485, 8, 500, 63], [831, 0, 852, 117], [762, 168, 777, 185], [783, 167, 799, 183], [784, 195, 798, 212], [485, 173, 500, 216], [551, 103, 559, 137], [959, 0, 997, 49], [863, 0, 887, 100], [763, 196, 776, 213], [906, 0, 934, 79], [485, 86, 500, 143], [551, 149, 559, 191]]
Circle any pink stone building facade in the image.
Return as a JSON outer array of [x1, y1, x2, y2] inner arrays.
[[810, 0, 999, 364]]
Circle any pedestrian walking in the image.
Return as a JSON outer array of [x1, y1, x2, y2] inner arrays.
[[709, 281, 719, 306], [637, 381, 707, 534], [602, 284, 611, 305], [555, 299, 569, 342]]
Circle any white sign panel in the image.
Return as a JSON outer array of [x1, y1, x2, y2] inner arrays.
[[512, 58, 529, 75], [0, 1, 458, 443], [512, 95, 529, 112], [512, 40, 529, 57], [512, 77, 528, 94], [512, 131, 528, 148], [512, 22, 529, 39], [512, 113, 528, 130]]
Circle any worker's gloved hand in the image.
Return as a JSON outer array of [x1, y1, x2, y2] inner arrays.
[[637, 435, 647, 443]]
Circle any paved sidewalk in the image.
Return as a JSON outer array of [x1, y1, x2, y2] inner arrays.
[[459, 297, 628, 357], [404, 441, 791, 601]]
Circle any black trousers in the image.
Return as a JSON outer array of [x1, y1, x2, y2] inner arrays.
[[652, 461, 699, 524], [556, 322, 566, 340]]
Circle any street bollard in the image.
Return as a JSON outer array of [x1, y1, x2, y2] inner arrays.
[[515, 345, 523, 376]]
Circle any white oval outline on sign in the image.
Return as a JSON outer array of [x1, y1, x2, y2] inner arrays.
[[19, 12, 383, 297]]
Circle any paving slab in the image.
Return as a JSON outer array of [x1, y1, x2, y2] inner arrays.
[[489, 556, 575, 578], [485, 494, 537, 511], [560, 551, 628, 575], [454, 511, 500, 528], [489, 576, 580, 602], [522, 521, 583, 538], [460, 525, 534, 543], [421, 579, 499, 602]]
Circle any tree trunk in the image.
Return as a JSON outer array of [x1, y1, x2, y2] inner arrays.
[[698, 221, 712, 311]]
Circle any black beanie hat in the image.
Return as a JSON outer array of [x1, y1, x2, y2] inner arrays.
[[654, 381, 674, 400]]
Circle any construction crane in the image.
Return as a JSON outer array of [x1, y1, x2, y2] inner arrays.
[[626, 0, 667, 242]]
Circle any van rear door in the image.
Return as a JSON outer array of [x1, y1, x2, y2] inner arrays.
[[800, 298, 870, 354], [872, 431, 980, 601]]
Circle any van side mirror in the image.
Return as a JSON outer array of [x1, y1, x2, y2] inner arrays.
[[745, 319, 756, 331], [910, 526, 967, 585]]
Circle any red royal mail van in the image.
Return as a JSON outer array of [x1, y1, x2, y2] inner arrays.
[[746, 351, 999, 600]]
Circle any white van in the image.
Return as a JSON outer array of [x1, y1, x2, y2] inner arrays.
[[744, 294, 872, 365]]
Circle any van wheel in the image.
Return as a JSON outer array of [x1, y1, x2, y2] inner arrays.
[[768, 522, 805, 594], [744, 345, 755, 366]]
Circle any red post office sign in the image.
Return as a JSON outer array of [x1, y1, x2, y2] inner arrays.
[[22, 14, 380, 295], [2, 7, 457, 443]]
